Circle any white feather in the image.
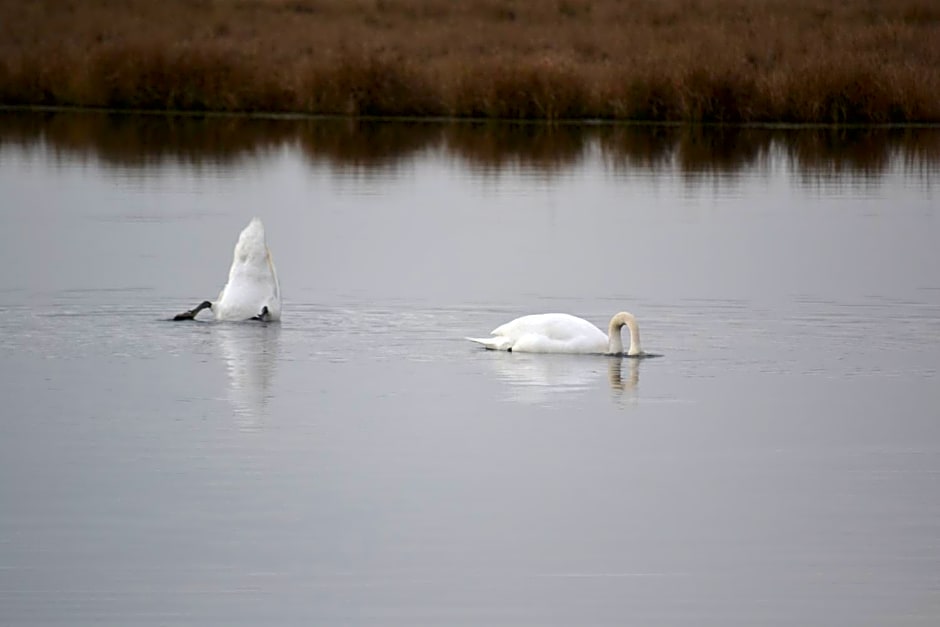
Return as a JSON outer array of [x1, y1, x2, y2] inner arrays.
[[212, 218, 281, 321]]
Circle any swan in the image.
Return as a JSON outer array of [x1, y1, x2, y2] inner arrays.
[[466, 312, 647, 356], [173, 217, 281, 322]]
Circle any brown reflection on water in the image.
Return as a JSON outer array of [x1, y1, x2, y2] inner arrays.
[[1, 110, 938, 177], [295, 119, 442, 168], [0, 111, 293, 166], [597, 124, 676, 170], [677, 126, 773, 174], [444, 122, 590, 171], [785, 126, 934, 175]]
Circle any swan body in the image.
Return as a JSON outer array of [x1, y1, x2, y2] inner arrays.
[[467, 312, 645, 356], [174, 218, 281, 322]]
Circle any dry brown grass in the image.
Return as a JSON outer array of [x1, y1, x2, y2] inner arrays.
[[2, 0, 939, 122]]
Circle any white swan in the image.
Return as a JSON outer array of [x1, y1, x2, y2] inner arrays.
[[466, 312, 646, 356], [173, 217, 281, 322]]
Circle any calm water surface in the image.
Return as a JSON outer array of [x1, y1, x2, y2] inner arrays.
[[1, 114, 939, 626]]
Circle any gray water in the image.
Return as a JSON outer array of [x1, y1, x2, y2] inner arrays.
[[1, 114, 939, 626]]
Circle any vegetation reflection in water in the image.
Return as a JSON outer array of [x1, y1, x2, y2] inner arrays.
[[1, 112, 939, 179]]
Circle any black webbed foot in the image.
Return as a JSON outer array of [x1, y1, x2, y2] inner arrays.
[[173, 300, 212, 321]]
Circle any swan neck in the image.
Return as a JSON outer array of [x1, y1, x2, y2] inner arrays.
[[608, 314, 643, 356], [607, 318, 624, 354], [625, 318, 643, 356]]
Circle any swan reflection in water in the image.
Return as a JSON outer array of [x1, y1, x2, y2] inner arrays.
[[480, 352, 642, 406], [213, 321, 281, 429], [607, 357, 640, 392]]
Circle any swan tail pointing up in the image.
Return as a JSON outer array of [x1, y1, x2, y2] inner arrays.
[[214, 218, 282, 321], [465, 336, 513, 351], [172, 217, 281, 322]]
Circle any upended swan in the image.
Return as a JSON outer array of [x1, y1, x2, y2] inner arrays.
[[466, 312, 647, 356], [173, 217, 281, 322]]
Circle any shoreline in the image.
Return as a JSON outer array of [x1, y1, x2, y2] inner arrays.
[[6, 103, 940, 130], [2, 0, 939, 123]]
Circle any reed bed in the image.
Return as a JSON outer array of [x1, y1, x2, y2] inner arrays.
[[2, 0, 939, 122]]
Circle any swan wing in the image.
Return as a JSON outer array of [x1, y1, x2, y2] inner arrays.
[[263, 244, 282, 319], [471, 313, 609, 353]]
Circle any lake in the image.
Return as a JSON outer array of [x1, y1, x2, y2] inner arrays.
[[1, 113, 938, 626]]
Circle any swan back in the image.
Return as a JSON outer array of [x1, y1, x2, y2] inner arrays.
[[213, 218, 281, 321], [469, 313, 609, 354]]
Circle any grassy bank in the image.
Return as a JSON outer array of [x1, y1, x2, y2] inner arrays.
[[2, 0, 939, 122]]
